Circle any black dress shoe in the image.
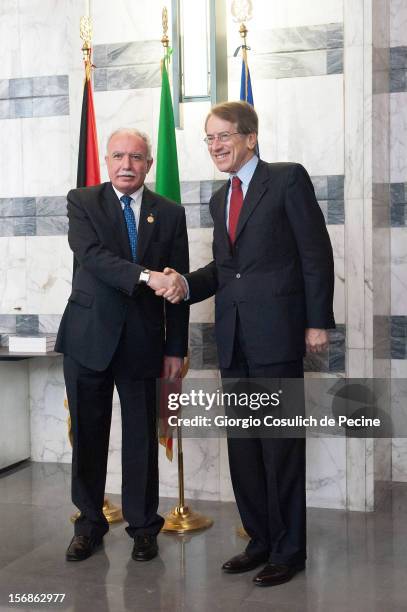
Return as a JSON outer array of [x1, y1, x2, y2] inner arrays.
[[132, 535, 158, 561], [65, 535, 102, 562], [253, 562, 305, 587], [222, 551, 268, 574]]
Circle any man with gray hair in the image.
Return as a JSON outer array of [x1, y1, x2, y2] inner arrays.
[[56, 128, 189, 562]]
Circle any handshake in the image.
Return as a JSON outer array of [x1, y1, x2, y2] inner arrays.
[[147, 268, 187, 304]]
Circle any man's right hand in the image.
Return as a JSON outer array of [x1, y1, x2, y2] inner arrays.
[[152, 268, 187, 303]]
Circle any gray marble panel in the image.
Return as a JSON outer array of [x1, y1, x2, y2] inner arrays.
[[0, 99, 10, 119], [36, 216, 68, 236], [14, 217, 36, 236], [327, 200, 345, 225], [93, 68, 108, 91], [189, 346, 203, 370], [200, 205, 214, 228], [200, 180, 225, 203], [391, 183, 406, 205], [38, 315, 62, 334], [374, 69, 391, 94], [16, 315, 39, 335], [185, 205, 200, 229], [254, 25, 328, 54], [9, 77, 33, 98], [33, 96, 69, 117], [392, 337, 407, 359], [0, 334, 10, 347], [318, 200, 328, 222], [327, 24, 344, 49], [32, 75, 69, 97], [373, 201, 390, 228], [0, 79, 9, 99], [311, 176, 328, 200], [203, 342, 218, 368], [391, 203, 406, 226], [390, 69, 407, 92], [328, 326, 346, 372], [104, 41, 162, 67], [10, 98, 33, 118], [36, 196, 67, 217], [373, 183, 390, 203], [327, 48, 344, 75], [373, 315, 391, 359], [102, 65, 161, 91], [328, 176, 345, 200], [0, 198, 36, 218], [390, 46, 407, 70], [0, 219, 14, 236], [189, 324, 203, 346], [0, 315, 16, 334], [181, 181, 200, 205], [249, 50, 329, 80], [93, 45, 108, 67], [304, 351, 329, 373]]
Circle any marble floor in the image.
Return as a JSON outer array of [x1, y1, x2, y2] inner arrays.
[[0, 462, 407, 612]]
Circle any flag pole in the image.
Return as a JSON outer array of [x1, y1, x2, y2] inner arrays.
[[158, 7, 212, 533], [67, 11, 122, 525]]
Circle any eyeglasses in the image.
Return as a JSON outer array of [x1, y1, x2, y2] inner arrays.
[[203, 132, 241, 146]]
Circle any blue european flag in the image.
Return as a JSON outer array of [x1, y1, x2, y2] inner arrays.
[[240, 58, 254, 105]]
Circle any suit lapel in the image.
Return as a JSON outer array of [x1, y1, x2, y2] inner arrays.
[[212, 181, 231, 251], [102, 182, 132, 260], [137, 187, 157, 263], [234, 160, 270, 243]]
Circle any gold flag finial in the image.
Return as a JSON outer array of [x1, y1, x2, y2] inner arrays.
[[80, 15, 93, 78], [161, 7, 169, 48]]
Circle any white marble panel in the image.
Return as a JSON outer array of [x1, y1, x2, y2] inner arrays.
[[226, 0, 344, 32], [390, 93, 407, 183], [158, 438, 221, 501], [92, 0, 165, 45], [391, 359, 407, 377], [0, 237, 26, 314], [333, 255, 345, 324], [0, 361, 30, 469], [170, 101, 215, 183], [344, 0, 364, 47], [390, 0, 407, 46], [346, 438, 368, 510], [346, 348, 374, 377], [22, 117, 72, 197], [0, 119, 23, 198], [276, 75, 344, 176], [391, 228, 407, 316], [219, 437, 235, 502], [188, 228, 215, 323], [345, 199, 366, 350], [392, 439, 407, 482], [306, 438, 346, 509], [26, 236, 72, 315], [105, 389, 123, 494], [344, 45, 365, 200], [28, 357, 71, 463], [0, 0, 20, 79], [18, 0, 76, 77]]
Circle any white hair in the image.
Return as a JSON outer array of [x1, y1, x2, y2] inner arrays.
[[106, 128, 152, 160]]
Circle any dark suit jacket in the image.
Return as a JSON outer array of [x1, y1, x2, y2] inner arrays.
[[55, 182, 189, 374], [186, 161, 335, 368]]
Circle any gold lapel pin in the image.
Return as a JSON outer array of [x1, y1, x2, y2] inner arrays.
[[147, 214, 155, 224]]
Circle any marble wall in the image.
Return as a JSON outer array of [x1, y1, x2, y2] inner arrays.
[[0, 0, 399, 511]]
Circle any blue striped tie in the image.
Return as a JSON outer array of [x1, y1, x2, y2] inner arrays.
[[121, 194, 138, 262]]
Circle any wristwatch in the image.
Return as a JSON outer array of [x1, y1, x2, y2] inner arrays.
[[139, 269, 151, 284]]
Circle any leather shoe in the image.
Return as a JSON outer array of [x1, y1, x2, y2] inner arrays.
[[65, 535, 102, 562], [222, 551, 268, 574], [132, 535, 158, 561], [253, 562, 305, 587]]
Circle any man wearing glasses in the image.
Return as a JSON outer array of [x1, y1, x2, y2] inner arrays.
[[156, 101, 335, 587]]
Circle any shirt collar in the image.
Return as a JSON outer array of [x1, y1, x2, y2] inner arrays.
[[229, 155, 259, 187], [112, 184, 144, 204]]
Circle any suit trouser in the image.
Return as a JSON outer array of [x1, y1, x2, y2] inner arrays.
[[64, 351, 164, 540], [221, 319, 306, 566]]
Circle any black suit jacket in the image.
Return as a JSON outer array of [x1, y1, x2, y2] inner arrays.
[[186, 161, 335, 368], [55, 182, 189, 374]]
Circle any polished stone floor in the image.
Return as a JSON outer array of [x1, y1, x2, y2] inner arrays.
[[1, 462, 407, 612]]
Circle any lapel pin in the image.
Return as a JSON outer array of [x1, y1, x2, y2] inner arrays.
[[147, 214, 155, 224]]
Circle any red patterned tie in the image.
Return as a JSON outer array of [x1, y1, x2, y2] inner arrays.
[[228, 176, 243, 244]]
